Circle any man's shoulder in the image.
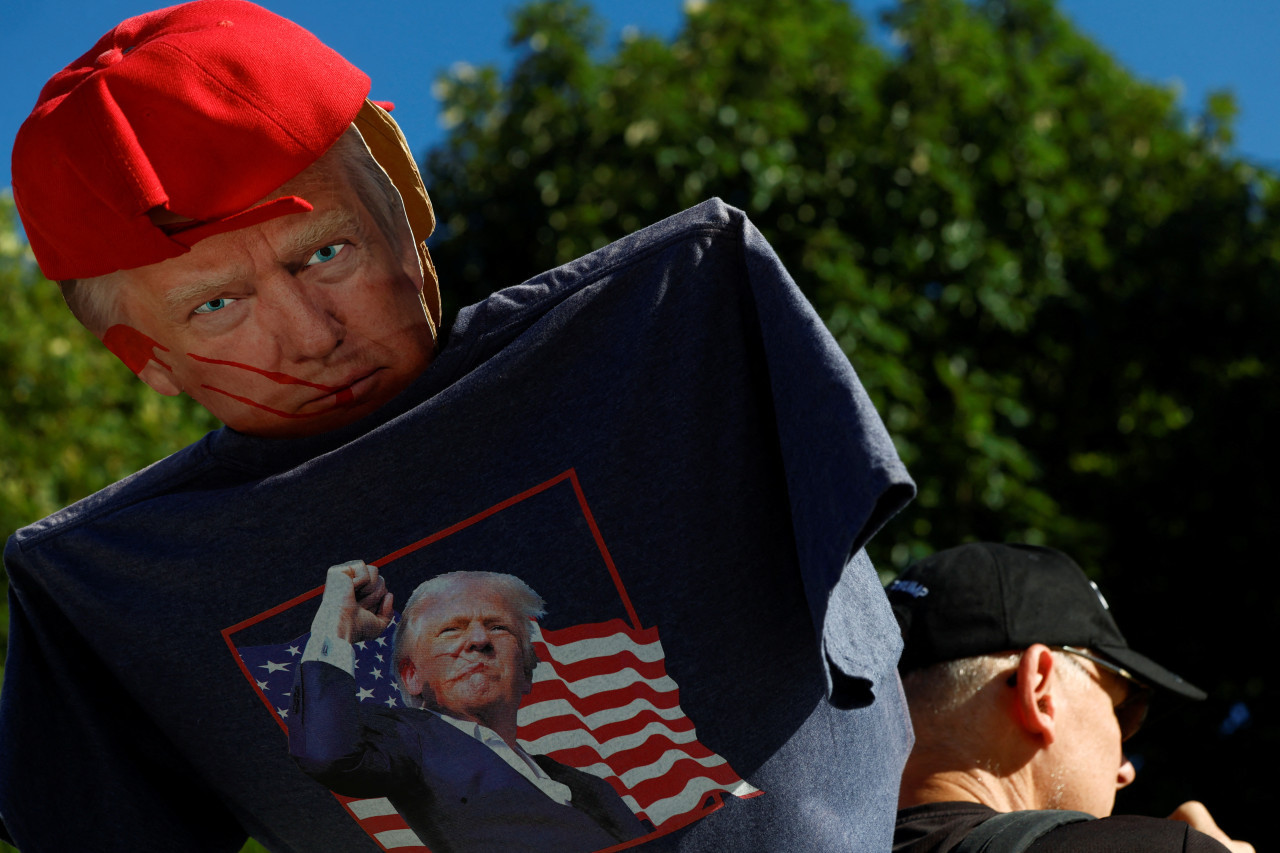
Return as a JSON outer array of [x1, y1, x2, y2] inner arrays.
[[1027, 814, 1234, 852], [896, 804, 1092, 853], [894, 803, 1232, 853], [298, 661, 470, 749], [895, 802, 1000, 852]]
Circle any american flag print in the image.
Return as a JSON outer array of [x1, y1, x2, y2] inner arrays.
[[226, 468, 762, 851], [236, 620, 404, 725], [235, 614, 759, 849], [523, 619, 759, 830]]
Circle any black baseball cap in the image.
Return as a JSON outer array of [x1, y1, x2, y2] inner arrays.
[[887, 542, 1205, 700]]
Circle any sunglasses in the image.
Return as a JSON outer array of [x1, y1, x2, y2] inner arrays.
[[1054, 645, 1152, 742]]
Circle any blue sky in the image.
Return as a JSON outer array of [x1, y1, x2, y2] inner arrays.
[[3, 0, 1278, 191]]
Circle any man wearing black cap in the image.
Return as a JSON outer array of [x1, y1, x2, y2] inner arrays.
[[887, 542, 1253, 853]]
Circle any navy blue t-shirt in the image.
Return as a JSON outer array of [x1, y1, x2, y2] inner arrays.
[[2, 200, 915, 852]]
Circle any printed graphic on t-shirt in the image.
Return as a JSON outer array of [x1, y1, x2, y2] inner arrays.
[[224, 469, 760, 852]]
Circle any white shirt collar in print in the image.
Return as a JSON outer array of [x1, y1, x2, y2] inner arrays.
[[434, 711, 574, 806]]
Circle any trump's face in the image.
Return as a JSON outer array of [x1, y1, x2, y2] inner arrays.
[[104, 136, 435, 439], [401, 584, 534, 726]]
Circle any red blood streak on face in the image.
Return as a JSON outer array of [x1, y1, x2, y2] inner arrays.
[[200, 384, 355, 418], [101, 328, 357, 418], [186, 354, 341, 392], [186, 353, 356, 418], [102, 325, 171, 375]]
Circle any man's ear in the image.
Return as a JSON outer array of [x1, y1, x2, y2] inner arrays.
[[399, 658, 421, 697], [1012, 644, 1058, 745]]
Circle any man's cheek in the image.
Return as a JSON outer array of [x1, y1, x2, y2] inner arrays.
[[188, 354, 354, 418], [192, 353, 350, 397], [102, 324, 350, 419]]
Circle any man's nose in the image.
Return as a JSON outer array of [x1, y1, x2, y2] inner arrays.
[[263, 274, 344, 360], [463, 622, 491, 650], [1117, 755, 1136, 789]]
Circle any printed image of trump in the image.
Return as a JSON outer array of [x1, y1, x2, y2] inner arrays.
[[289, 563, 646, 852]]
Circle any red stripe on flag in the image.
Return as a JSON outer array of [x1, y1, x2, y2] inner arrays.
[[523, 678, 683, 717], [534, 646, 671, 684], [538, 619, 659, 646], [543, 730, 714, 777], [521, 618, 760, 830], [518, 706, 696, 750], [334, 795, 430, 851], [626, 759, 750, 813]]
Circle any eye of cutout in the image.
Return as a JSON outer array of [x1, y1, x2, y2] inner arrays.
[[306, 244, 345, 266], [193, 297, 236, 315]]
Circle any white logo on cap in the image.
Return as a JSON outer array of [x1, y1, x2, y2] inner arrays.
[[888, 579, 929, 599]]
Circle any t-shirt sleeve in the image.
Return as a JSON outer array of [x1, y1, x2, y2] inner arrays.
[[737, 212, 915, 705]]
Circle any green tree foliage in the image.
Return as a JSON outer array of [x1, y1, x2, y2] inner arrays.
[[424, 0, 1275, 837]]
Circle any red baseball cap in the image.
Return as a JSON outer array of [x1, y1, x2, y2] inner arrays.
[[12, 0, 374, 281]]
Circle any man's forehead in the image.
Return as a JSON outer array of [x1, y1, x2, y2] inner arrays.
[[120, 204, 363, 310], [419, 586, 517, 620]]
